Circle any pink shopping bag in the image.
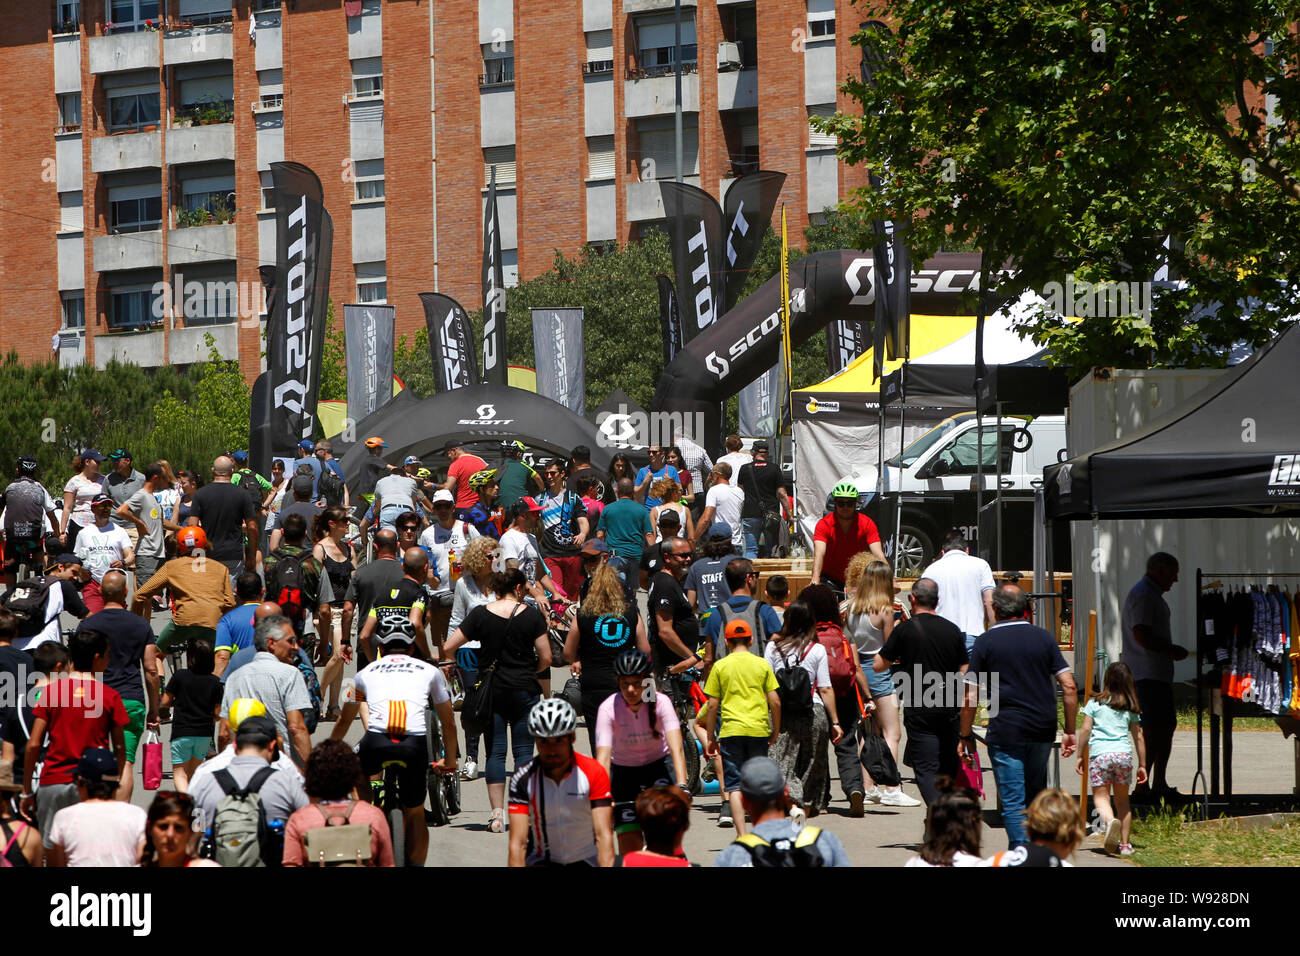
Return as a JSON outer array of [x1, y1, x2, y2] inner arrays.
[[142, 729, 163, 791], [958, 748, 984, 797]]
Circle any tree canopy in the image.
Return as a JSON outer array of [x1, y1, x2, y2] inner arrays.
[[819, 1, 1300, 372]]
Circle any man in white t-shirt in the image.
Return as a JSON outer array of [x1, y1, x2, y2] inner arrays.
[[73, 494, 135, 615], [500, 497, 561, 612], [418, 489, 480, 648], [921, 530, 996, 654], [695, 462, 745, 551], [46, 748, 146, 868], [715, 435, 752, 487]]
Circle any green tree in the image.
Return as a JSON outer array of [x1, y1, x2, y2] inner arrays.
[[821, 1, 1300, 373], [142, 336, 251, 470], [318, 300, 348, 404]]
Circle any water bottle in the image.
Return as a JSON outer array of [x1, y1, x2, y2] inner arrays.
[[449, 548, 461, 583]]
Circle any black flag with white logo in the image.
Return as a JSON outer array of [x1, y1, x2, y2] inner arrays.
[[343, 304, 395, 419], [826, 314, 871, 375], [481, 170, 508, 385], [721, 170, 786, 313], [420, 292, 479, 393], [656, 275, 682, 368], [660, 181, 726, 347], [268, 162, 333, 457]]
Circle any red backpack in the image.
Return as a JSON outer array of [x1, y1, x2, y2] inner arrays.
[[815, 620, 858, 698]]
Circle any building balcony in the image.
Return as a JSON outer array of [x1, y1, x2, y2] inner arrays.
[[625, 0, 696, 11], [171, 322, 237, 364], [163, 22, 233, 65], [95, 328, 166, 369], [624, 70, 699, 118], [168, 223, 235, 264], [91, 130, 162, 173], [166, 122, 234, 165], [88, 30, 160, 74], [718, 68, 757, 111], [626, 177, 701, 222], [94, 231, 164, 272], [57, 330, 87, 369]]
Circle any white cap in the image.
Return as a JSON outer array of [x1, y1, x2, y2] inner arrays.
[[431, 489, 455, 505]]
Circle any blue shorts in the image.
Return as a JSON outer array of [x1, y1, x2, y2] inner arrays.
[[865, 666, 897, 700], [718, 736, 769, 793], [171, 735, 212, 765]]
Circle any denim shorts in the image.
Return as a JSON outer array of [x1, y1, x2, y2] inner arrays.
[[171, 735, 213, 765], [718, 736, 769, 792], [865, 666, 897, 700]]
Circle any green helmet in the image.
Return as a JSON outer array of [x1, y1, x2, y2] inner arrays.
[[469, 468, 498, 489], [831, 481, 859, 500]]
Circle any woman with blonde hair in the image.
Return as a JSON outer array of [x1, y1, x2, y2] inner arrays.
[[565, 563, 650, 751], [649, 477, 693, 543], [843, 557, 919, 807], [447, 535, 499, 780], [984, 788, 1086, 867]]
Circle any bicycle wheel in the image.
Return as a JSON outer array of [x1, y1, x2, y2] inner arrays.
[[385, 769, 407, 866], [444, 769, 461, 816], [426, 767, 450, 826], [682, 723, 701, 794]]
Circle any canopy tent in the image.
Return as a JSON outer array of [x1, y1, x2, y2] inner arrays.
[[330, 384, 616, 487], [1045, 323, 1300, 521]]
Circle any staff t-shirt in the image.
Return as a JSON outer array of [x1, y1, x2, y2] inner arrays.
[[189, 481, 256, 562], [684, 556, 732, 611]]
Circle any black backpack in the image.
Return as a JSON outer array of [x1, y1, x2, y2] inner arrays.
[[318, 466, 345, 508], [270, 550, 308, 623], [773, 644, 814, 719], [2, 577, 53, 638], [237, 469, 264, 513], [734, 826, 826, 867]]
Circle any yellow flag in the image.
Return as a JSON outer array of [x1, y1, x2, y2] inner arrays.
[[778, 206, 793, 429]]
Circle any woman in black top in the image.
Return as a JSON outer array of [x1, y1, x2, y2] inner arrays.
[[606, 454, 635, 504], [445, 568, 550, 834], [313, 506, 355, 718], [563, 564, 649, 752]]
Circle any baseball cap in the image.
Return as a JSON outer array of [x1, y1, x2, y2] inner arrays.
[[298, 439, 315, 452], [580, 539, 610, 556], [365, 437, 388, 449], [437, 439, 463, 455], [291, 474, 315, 496], [80, 448, 104, 463], [723, 618, 753, 642], [49, 553, 81, 568], [707, 521, 733, 541], [431, 489, 454, 505], [232, 450, 249, 464], [234, 714, 278, 747], [752, 439, 769, 452], [77, 747, 120, 783], [404, 455, 420, 466], [91, 492, 114, 508], [518, 496, 543, 513], [107, 448, 131, 461], [738, 756, 786, 801]]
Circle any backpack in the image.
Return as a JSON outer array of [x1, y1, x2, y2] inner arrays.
[[301, 802, 373, 866], [318, 466, 345, 508], [2, 577, 53, 638], [296, 648, 322, 734], [716, 599, 770, 658], [734, 826, 826, 867], [772, 644, 814, 719], [269, 550, 308, 624], [237, 469, 264, 514], [815, 620, 858, 698], [211, 766, 282, 867]]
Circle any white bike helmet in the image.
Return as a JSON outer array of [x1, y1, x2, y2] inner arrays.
[[528, 698, 578, 739]]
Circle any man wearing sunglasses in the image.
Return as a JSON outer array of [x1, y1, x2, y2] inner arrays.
[[810, 482, 887, 597], [537, 460, 589, 605], [634, 446, 679, 512]]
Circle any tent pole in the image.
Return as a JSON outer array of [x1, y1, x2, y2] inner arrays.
[[1079, 609, 1097, 821], [895, 363, 906, 559], [1091, 513, 1103, 689]]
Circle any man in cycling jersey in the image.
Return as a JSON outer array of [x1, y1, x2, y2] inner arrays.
[[464, 469, 503, 538], [331, 619, 458, 866], [508, 698, 614, 867]]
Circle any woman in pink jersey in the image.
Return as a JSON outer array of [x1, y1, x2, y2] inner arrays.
[[593, 649, 689, 855]]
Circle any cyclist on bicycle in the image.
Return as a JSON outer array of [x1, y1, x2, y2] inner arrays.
[[331, 618, 458, 866], [2, 455, 58, 589], [508, 698, 614, 867], [594, 650, 690, 856]]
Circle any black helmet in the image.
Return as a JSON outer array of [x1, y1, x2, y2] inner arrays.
[[16, 456, 38, 476], [613, 649, 652, 678]]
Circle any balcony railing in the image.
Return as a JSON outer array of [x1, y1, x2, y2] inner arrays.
[[583, 60, 614, 76], [55, 123, 83, 135], [168, 10, 232, 27], [173, 98, 235, 126], [626, 61, 699, 80], [105, 19, 163, 33], [54, 16, 81, 34], [252, 93, 283, 111]]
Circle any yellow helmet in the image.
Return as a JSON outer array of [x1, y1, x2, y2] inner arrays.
[[227, 697, 267, 732]]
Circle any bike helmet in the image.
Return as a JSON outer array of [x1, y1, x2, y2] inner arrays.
[[227, 697, 267, 732], [502, 439, 527, 456], [375, 617, 418, 646], [528, 698, 578, 739], [176, 525, 208, 554], [468, 468, 498, 489], [613, 649, 652, 678], [16, 455, 38, 476], [831, 481, 859, 500]]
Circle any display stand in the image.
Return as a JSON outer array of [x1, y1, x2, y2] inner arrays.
[[1194, 568, 1300, 817]]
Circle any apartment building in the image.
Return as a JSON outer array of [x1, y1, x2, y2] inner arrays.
[[0, 0, 869, 381]]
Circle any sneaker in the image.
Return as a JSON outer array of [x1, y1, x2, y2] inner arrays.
[[458, 760, 478, 781], [862, 786, 883, 804], [1103, 817, 1122, 855], [849, 790, 865, 817], [1119, 843, 1134, 857], [717, 804, 734, 829], [880, 788, 922, 808]]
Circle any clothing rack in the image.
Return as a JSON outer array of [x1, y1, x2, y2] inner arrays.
[[1195, 568, 1300, 816]]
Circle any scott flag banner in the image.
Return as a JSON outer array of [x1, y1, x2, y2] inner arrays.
[[268, 161, 333, 456], [660, 181, 725, 346], [481, 169, 508, 385], [655, 275, 682, 368], [420, 292, 479, 393], [531, 308, 586, 417], [721, 171, 786, 313], [343, 304, 394, 419]]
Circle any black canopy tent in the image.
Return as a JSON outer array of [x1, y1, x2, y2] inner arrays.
[[1043, 323, 1300, 813], [330, 383, 617, 486]]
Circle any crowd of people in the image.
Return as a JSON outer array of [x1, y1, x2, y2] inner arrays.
[[0, 437, 1150, 868]]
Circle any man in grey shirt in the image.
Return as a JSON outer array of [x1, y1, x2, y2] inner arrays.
[[219, 615, 313, 766], [190, 714, 308, 829], [104, 449, 145, 533], [1120, 551, 1187, 797], [115, 461, 174, 588], [714, 757, 850, 867]]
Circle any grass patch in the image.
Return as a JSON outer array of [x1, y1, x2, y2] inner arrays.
[[1130, 806, 1300, 867], [1175, 706, 1277, 732]]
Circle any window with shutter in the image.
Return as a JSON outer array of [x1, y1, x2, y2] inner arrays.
[[587, 136, 615, 180]]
